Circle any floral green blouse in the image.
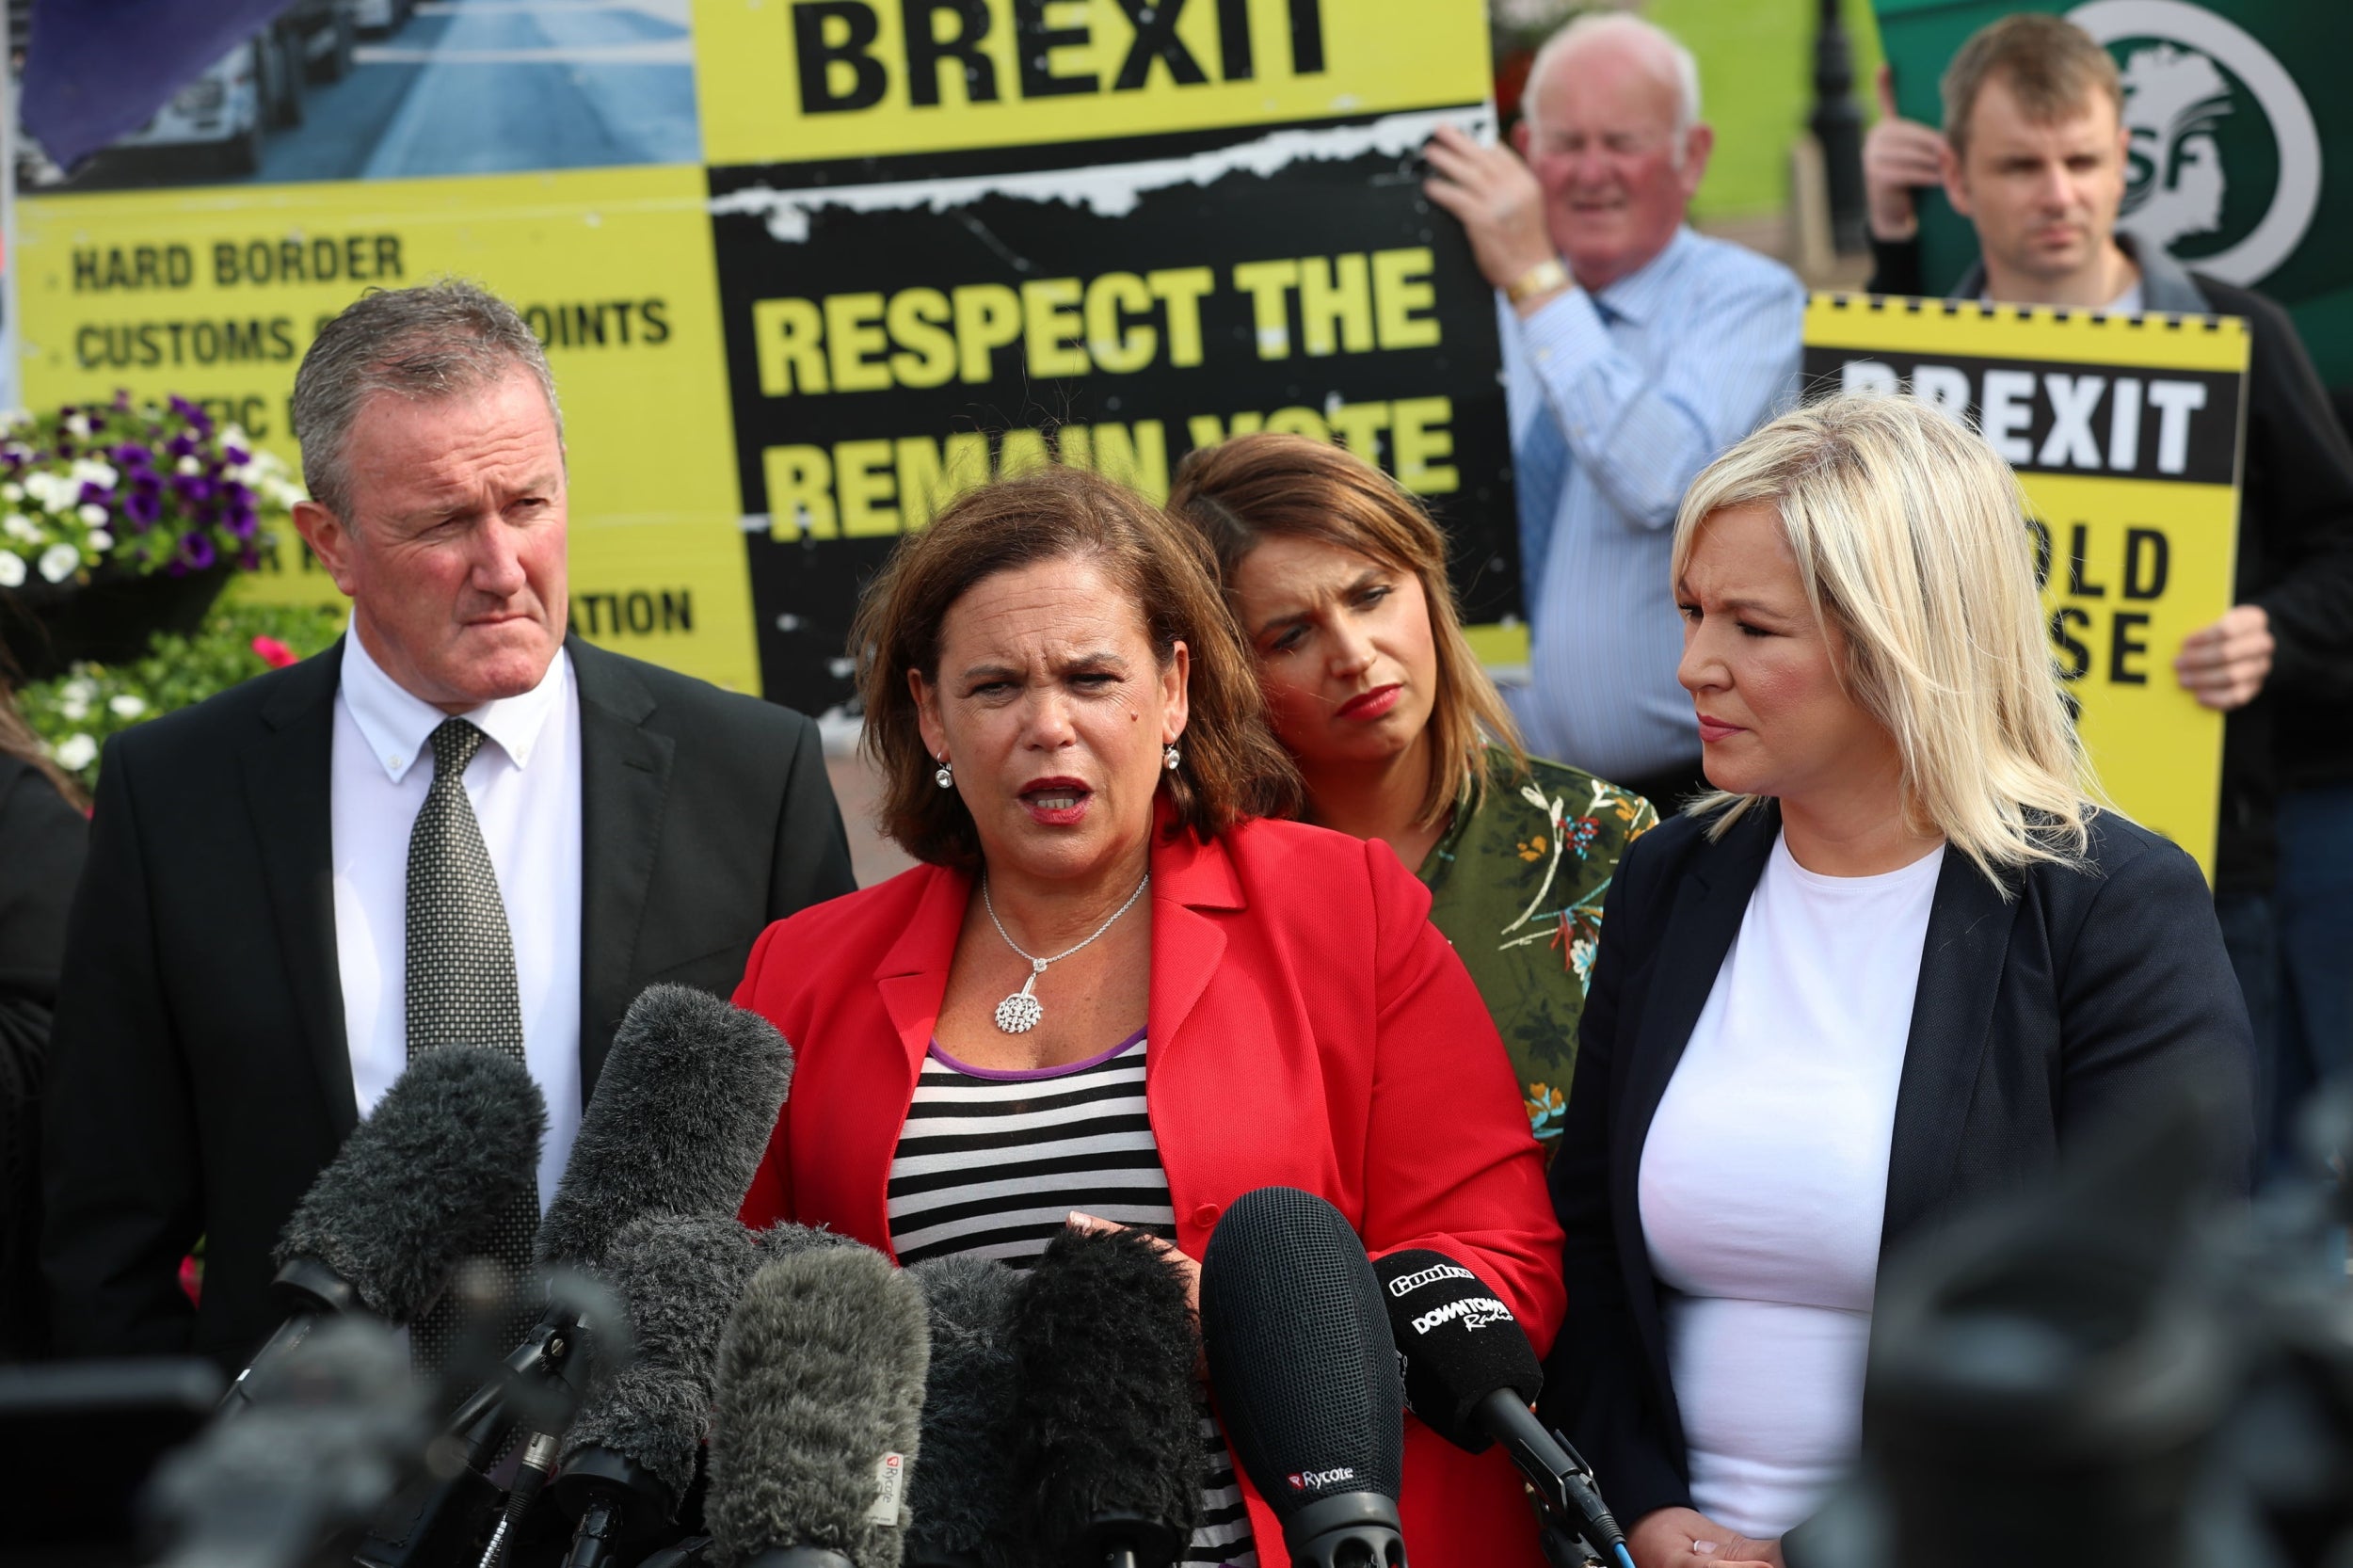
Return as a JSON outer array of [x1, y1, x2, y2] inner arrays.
[[1416, 747, 1657, 1162]]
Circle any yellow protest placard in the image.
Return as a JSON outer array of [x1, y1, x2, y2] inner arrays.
[[1803, 295, 2249, 883]]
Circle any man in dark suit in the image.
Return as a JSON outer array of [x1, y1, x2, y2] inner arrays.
[[41, 280, 856, 1368]]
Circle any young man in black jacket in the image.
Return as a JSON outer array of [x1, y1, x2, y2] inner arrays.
[[1863, 13, 2353, 1165]]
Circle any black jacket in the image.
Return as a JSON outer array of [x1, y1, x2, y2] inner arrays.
[[40, 636, 856, 1368], [1538, 803, 2253, 1531], [0, 753, 86, 1362], [1868, 235, 2353, 890]]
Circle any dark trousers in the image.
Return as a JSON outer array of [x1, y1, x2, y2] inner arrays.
[[2273, 785, 2353, 1166]]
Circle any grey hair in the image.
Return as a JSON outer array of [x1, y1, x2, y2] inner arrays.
[[290, 278, 563, 519], [1526, 11, 1704, 161]]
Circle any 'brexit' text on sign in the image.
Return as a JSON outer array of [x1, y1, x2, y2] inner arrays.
[[1802, 296, 2251, 882]]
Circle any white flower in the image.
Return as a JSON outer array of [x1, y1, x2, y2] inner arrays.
[[24, 472, 77, 514], [58, 697, 88, 722], [69, 457, 118, 490], [62, 677, 97, 704], [38, 542, 79, 582], [2, 513, 36, 542], [108, 693, 147, 718], [62, 412, 90, 440], [0, 552, 22, 587], [55, 733, 97, 772], [176, 455, 201, 477], [223, 424, 248, 447], [77, 502, 107, 527], [87, 529, 113, 552], [1, 482, 22, 503]]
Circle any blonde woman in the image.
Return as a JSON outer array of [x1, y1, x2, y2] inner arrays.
[[1541, 393, 2252, 1568]]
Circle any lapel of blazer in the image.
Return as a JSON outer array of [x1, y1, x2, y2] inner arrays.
[[1143, 824, 1244, 1213], [570, 638, 675, 1096], [242, 641, 357, 1136], [1880, 847, 2020, 1260]]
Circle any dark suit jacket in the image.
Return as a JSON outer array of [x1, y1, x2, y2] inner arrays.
[[40, 635, 856, 1367], [0, 753, 87, 1362], [1537, 803, 2254, 1530]]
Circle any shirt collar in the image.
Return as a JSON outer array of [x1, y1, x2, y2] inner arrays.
[[339, 617, 571, 784], [1590, 226, 1696, 328]]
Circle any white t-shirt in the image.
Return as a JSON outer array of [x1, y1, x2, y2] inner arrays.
[[1638, 830, 1944, 1538]]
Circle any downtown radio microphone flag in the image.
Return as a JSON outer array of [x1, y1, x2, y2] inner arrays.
[[705, 1244, 931, 1568], [1199, 1188, 1407, 1568], [1373, 1250, 1633, 1568], [226, 1046, 548, 1415]]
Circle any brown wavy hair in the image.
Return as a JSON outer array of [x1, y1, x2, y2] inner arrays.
[[0, 682, 86, 812], [1167, 434, 1528, 827], [853, 465, 1303, 869]]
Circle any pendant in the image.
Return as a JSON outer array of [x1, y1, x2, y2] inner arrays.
[[995, 959, 1048, 1034]]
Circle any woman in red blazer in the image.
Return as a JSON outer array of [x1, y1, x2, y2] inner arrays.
[[735, 468, 1564, 1568]]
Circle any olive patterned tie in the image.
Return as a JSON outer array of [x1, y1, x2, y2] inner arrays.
[[403, 717, 537, 1372]]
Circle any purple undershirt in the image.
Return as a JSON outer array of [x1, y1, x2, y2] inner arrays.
[[927, 1026, 1148, 1081]]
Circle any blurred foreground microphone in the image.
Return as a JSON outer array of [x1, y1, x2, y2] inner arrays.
[[148, 1319, 432, 1568], [1200, 1188, 1406, 1568], [553, 1215, 767, 1568], [1014, 1227, 1203, 1568], [906, 1255, 1032, 1568], [226, 1047, 547, 1414], [1373, 1251, 1631, 1568], [535, 984, 795, 1272], [706, 1245, 931, 1567]]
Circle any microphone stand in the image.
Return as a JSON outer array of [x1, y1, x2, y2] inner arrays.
[[1476, 1389, 1636, 1568]]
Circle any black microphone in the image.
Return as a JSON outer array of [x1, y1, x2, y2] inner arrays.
[[535, 984, 796, 1271], [1198, 1187, 1407, 1568], [553, 1215, 767, 1568], [226, 1046, 548, 1415], [705, 1244, 931, 1568], [905, 1255, 1032, 1568], [1373, 1250, 1633, 1568], [1013, 1226, 1204, 1568]]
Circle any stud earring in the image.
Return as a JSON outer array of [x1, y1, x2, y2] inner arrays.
[[1163, 744, 1181, 771], [935, 759, 953, 789]]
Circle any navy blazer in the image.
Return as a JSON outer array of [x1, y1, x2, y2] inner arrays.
[[1537, 802, 2254, 1528]]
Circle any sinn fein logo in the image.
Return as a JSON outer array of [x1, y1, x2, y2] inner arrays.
[[1288, 1466, 1359, 1492], [1411, 1296, 1513, 1336], [1385, 1262, 1478, 1298], [2069, 0, 2321, 285]]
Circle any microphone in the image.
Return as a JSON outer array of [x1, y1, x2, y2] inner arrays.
[[1013, 1227, 1203, 1568], [147, 1318, 434, 1568], [1198, 1187, 1407, 1568], [535, 984, 795, 1271], [1372, 1250, 1633, 1568], [552, 1215, 767, 1568], [905, 1255, 1032, 1568], [705, 1244, 931, 1568], [226, 1047, 548, 1414]]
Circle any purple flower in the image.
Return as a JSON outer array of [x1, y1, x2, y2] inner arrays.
[[111, 441, 153, 471], [111, 389, 133, 411], [166, 395, 213, 435], [77, 481, 113, 508], [240, 547, 262, 571], [179, 532, 216, 570], [227, 505, 258, 539], [122, 482, 162, 527], [165, 432, 196, 459], [223, 444, 249, 467], [171, 473, 216, 505], [56, 439, 75, 458]]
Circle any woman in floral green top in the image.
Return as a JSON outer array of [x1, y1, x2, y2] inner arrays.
[[1170, 435, 1655, 1161]]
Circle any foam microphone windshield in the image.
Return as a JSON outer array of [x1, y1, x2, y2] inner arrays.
[[905, 1256, 1032, 1568], [1198, 1188, 1406, 1568], [1372, 1250, 1629, 1568], [554, 1215, 769, 1561], [1013, 1227, 1202, 1568], [535, 984, 793, 1270], [272, 1045, 548, 1323], [705, 1245, 930, 1568]]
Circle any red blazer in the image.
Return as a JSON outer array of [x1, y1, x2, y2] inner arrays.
[[735, 814, 1566, 1568]]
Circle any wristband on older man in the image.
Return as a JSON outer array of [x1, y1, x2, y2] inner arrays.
[[1506, 258, 1572, 307]]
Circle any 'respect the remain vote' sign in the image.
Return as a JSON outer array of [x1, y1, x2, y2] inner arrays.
[[1803, 294, 2251, 883]]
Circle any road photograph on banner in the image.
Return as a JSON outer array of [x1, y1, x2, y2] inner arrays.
[[1803, 293, 2251, 881]]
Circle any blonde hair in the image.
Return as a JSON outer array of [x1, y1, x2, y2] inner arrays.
[[1672, 392, 2096, 886]]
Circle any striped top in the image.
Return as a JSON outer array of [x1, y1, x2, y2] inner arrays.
[[887, 1032, 1257, 1567]]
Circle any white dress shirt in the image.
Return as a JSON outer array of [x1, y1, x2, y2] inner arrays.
[[330, 624, 584, 1213], [1638, 831, 1942, 1537]]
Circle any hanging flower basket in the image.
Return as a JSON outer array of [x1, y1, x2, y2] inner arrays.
[[0, 393, 303, 682]]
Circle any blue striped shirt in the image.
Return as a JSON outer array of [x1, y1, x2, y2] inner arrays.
[[1501, 226, 1804, 781]]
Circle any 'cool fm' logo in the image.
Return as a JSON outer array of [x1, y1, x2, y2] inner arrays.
[[2069, 0, 2321, 285]]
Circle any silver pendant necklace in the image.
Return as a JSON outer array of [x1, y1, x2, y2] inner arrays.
[[982, 870, 1151, 1034]]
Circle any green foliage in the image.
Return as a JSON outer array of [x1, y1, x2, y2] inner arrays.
[[18, 601, 344, 787]]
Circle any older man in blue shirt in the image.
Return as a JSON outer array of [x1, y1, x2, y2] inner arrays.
[[1427, 12, 1803, 812]]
